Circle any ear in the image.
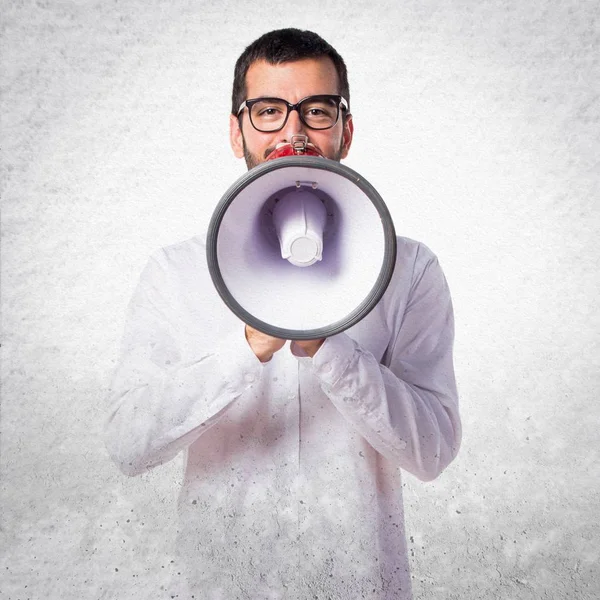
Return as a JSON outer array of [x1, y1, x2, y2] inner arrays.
[[230, 113, 245, 159], [340, 113, 354, 159]]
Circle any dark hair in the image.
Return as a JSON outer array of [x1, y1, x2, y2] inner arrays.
[[231, 28, 350, 115]]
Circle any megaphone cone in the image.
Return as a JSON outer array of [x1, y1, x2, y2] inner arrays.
[[207, 156, 396, 341]]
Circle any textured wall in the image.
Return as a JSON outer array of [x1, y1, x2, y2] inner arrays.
[[1, 1, 598, 598]]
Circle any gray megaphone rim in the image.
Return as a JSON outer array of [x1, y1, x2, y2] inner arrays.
[[207, 156, 397, 341]]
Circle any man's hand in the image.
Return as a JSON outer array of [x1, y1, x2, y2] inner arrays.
[[245, 325, 286, 363], [293, 339, 325, 357], [245, 326, 325, 362]]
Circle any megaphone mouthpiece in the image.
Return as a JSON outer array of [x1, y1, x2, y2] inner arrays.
[[266, 135, 323, 161]]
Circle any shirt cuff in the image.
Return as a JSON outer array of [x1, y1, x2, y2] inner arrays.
[[294, 333, 356, 387], [214, 325, 264, 390]]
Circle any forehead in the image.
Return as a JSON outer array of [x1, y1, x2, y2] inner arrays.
[[245, 57, 340, 100]]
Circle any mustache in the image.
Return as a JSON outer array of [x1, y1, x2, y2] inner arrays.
[[263, 146, 277, 160]]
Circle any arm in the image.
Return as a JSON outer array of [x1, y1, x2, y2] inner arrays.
[[295, 244, 461, 482], [104, 252, 262, 476]]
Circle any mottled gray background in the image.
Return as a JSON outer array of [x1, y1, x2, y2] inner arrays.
[[1, 1, 599, 598]]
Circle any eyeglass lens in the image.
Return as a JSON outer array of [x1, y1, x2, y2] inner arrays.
[[249, 96, 340, 132]]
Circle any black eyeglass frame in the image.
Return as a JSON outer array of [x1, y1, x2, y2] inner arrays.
[[237, 94, 349, 132]]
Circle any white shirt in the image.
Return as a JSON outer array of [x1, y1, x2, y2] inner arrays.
[[105, 234, 461, 600]]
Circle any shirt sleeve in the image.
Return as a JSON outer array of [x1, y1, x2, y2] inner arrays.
[[103, 252, 263, 477], [298, 244, 461, 482]]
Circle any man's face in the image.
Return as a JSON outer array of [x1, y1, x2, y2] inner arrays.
[[230, 57, 354, 169]]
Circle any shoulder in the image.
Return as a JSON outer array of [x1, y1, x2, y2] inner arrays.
[[148, 234, 207, 270], [395, 235, 439, 274], [385, 236, 449, 305], [135, 234, 209, 291]]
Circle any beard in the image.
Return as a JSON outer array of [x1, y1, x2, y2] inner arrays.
[[242, 136, 344, 170]]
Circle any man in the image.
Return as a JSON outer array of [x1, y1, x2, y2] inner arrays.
[[105, 28, 461, 600]]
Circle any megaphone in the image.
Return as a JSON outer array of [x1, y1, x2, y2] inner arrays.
[[207, 143, 396, 341]]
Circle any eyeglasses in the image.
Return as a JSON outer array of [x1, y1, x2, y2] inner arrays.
[[237, 94, 349, 132]]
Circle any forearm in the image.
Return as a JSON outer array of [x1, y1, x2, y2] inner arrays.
[[309, 334, 460, 481], [105, 329, 262, 476]]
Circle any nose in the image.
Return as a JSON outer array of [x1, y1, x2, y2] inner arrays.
[[280, 107, 308, 142]]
